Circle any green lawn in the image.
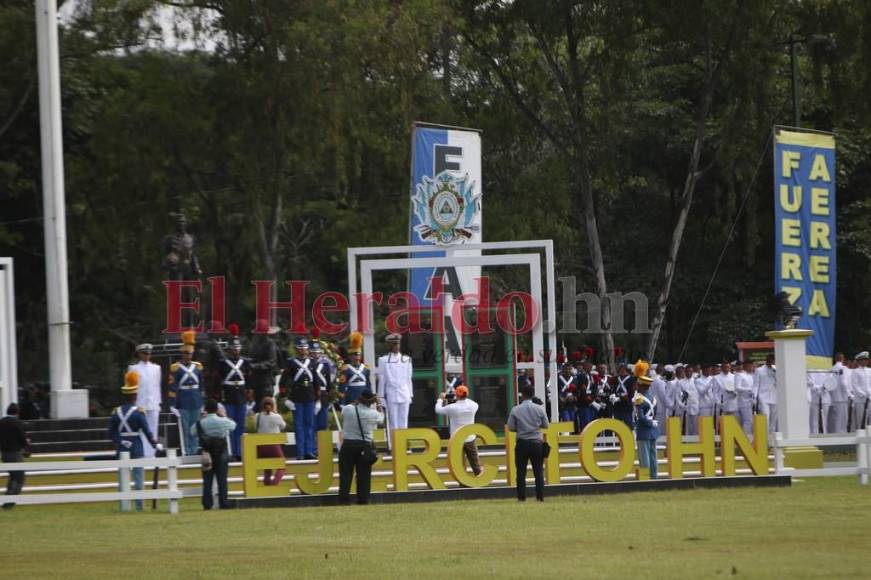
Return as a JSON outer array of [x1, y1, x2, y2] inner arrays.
[[1, 477, 868, 579]]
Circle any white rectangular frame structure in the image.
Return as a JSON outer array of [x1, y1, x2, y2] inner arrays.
[[0, 258, 18, 412], [356, 250, 557, 419]]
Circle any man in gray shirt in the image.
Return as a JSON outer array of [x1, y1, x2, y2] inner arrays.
[[508, 383, 549, 501]]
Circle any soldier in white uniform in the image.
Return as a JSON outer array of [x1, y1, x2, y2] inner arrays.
[[753, 355, 778, 437], [649, 366, 669, 431], [828, 353, 850, 433], [128, 343, 163, 458], [735, 361, 756, 434], [713, 363, 738, 421], [851, 352, 870, 430], [695, 365, 715, 420], [808, 371, 830, 434], [675, 365, 699, 435], [375, 333, 413, 447]]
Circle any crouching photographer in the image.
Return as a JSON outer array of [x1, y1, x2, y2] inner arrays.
[[338, 390, 384, 505], [435, 385, 482, 477]]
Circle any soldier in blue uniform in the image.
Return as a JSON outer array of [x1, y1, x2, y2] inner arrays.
[[631, 360, 659, 479], [338, 332, 371, 406], [612, 363, 636, 429], [556, 364, 578, 423], [218, 335, 250, 460], [168, 330, 204, 456], [108, 371, 162, 511], [310, 339, 335, 438], [575, 365, 598, 434], [280, 337, 317, 459]]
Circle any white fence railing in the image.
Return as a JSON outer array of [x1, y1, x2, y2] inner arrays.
[[0, 449, 187, 513], [773, 429, 871, 484]]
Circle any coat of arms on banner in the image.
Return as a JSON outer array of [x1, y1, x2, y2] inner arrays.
[[412, 171, 480, 245]]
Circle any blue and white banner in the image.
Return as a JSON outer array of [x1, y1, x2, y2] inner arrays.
[[408, 123, 482, 356], [773, 127, 836, 369]]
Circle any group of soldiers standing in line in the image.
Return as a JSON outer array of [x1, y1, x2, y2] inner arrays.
[[552, 350, 871, 438], [111, 324, 419, 464]]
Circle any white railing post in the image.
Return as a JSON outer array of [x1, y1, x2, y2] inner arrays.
[[167, 449, 179, 514], [774, 432, 784, 475], [118, 451, 131, 512], [858, 429, 869, 486]]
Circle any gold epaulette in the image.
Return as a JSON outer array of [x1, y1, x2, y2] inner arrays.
[[170, 362, 180, 371], [194, 361, 203, 369]]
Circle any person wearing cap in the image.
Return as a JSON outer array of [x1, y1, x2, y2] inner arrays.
[[852, 352, 870, 430], [827, 353, 850, 433], [375, 333, 413, 446], [168, 330, 204, 456], [248, 321, 282, 412], [310, 339, 335, 437], [127, 343, 163, 459], [435, 385, 482, 477], [674, 365, 699, 436], [338, 389, 384, 505], [695, 365, 716, 420], [508, 382, 549, 501], [649, 365, 670, 431], [338, 332, 370, 406], [735, 361, 756, 435], [753, 354, 778, 436], [611, 364, 635, 430], [108, 371, 162, 511], [632, 361, 659, 479], [713, 362, 739, 421], [557, 364, 578, 424], [280, 337, 317, 459], [218, 335, 250, 460]]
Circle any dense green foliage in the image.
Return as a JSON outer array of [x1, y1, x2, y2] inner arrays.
[[1, 1, 870, 401]]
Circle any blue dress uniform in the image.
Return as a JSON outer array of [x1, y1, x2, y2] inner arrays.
[[575, 372, 598, 433], [169, 359, 204, 456], [310, 341, 335, 434], [338, 362, 371, 406], [280, 338, 317, 459], [108, 371, 159, 511], [219, 342, 250, 459], [633, 389, 659, 479], [557, 371, 578, 423], [612, 373, 636, 429]]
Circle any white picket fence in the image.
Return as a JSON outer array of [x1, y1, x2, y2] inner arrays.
[[0, 449, 188, 513], [773, 429, 871, 483]]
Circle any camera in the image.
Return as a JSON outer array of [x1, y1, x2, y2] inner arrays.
[[444, 391, 456, 404]]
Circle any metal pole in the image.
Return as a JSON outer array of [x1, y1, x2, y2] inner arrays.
[[35, 0, 83, 418], [790, 35, 801, 128]]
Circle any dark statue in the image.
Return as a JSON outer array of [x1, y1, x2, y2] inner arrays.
[[162, 213, 202, 281]]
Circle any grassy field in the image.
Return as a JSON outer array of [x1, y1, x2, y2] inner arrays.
[[0, 477, 868, 579]]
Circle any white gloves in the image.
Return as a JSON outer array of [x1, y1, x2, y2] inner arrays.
[[652, 420, 659, 428], [284, 399, 296, 411], [120, 440, 133, 449], [315, 400, 322, 413], [609, 394, 619, 405], [591, 401, 602, 411], [170, 406, 180, 417], [155, 443, 165, 452]]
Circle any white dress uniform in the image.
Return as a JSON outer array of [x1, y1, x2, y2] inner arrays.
[[753, 364, 778, 436], [375, 351, 413, 445], [734, 370, 755, 434], [808, 372, 830, 434], [678, 377, 699, 435], [695, 374, 715, 417], [713, 372, 738, 416], [827, 361, 850, 434], [851, 356, 870, 430], [649, 375, 668, 430], [128, 360, 162, 457]]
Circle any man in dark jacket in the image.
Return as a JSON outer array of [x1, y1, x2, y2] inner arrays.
[[0, 403, 30, 509]]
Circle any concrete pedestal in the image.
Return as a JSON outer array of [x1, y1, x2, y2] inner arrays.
[[764, 328, 812, 441], [51, 388, 89, 419]]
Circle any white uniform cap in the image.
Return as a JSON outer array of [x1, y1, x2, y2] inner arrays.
[[664, 364, 675, 373], [856, 351, 869, 360]]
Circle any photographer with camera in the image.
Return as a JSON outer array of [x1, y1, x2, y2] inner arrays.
[[193, 398, 236, 510], [338, 390, 384, 505], [435, 385, 482, 477]]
